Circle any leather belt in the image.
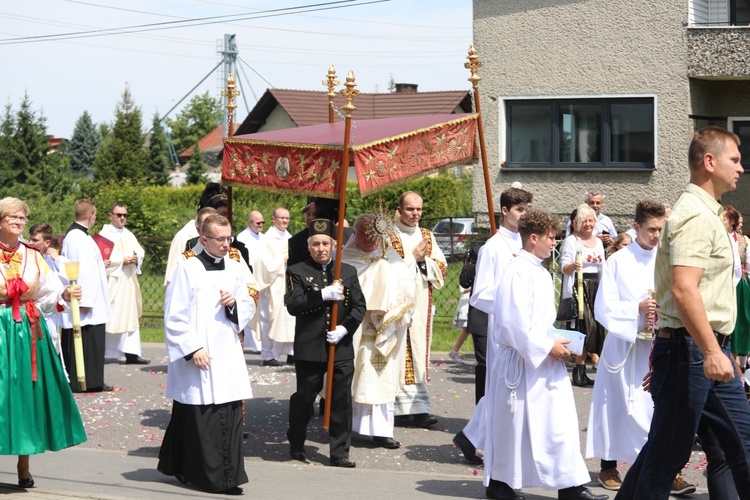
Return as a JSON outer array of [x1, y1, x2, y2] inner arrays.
[[657, 326, 731, 348]]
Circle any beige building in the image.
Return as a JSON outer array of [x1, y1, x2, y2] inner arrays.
[[472, 0, 750, 227]]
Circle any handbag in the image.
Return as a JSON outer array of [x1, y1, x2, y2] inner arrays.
[[556, 296, 577, 321]]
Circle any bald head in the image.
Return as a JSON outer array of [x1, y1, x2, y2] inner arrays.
[[397, 191, 423, 227], [248, 210, 265, 234]]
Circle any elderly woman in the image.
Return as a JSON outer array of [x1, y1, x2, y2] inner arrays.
[[0, 197, 86, 488], [559, 203, 606, 387]]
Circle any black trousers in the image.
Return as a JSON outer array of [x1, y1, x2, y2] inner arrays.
[[287, 359, 354, 460], [61, 323, 106, 392], [471, 333, 487, 404]]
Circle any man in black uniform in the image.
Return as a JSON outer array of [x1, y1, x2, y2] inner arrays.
[[287, 198, 353, 266], [285, 218, 366, 468]]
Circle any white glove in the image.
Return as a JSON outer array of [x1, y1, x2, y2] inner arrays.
[[326, 325, 348, 344], [321, 283, 344, 301]]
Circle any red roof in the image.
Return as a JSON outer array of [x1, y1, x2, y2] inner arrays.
[[179, 125, 238, 158], [235, 88, 472, 136]]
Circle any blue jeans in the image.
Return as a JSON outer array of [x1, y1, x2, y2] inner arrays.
[[616, 335, 750, 500]]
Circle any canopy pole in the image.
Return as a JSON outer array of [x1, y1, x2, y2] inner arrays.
[[323, 65, 340, 124], [324, 70, 359, 430], [223, 74, 240, 224], [465, 45, 497, 234]]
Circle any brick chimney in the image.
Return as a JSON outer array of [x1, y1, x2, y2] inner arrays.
[[394, 83, 418, 94]]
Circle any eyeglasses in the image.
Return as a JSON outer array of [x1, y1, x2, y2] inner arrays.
[[111, 213, 128, 218], [5, 215, 28, 223], [205, 236, 232, 244]]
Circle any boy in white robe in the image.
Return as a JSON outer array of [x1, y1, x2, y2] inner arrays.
[[587, 201, 665, 490], [454, 185, 532, 465], [484, 209, 606, 500]]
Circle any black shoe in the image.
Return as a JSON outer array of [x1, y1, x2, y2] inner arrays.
[[330, 457, 356, 468], [222, 486, 243, 495], [486, 479, 524, 499], [174, 472, 187, 484], [453, 431, 483, 465], [572, 366, 587, 387], [583, 370, 595, 386], [125, 354, 151, 365], [262, 359, 283, 367], [286, 355, 295, 364], [319, 398, 325, 415], [394, 415, 414, 427], [412, 413, 438, 428], [558, 486, 608, 500], [93, 384, 114, 392], [373, 436, 400, 449], [290, 449, 310, 464], [18, 476, 34, 489]]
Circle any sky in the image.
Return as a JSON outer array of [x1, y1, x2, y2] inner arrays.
[[0, 0, 473, 138]]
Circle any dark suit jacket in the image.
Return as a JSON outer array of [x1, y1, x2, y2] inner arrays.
[[284, 259, 365, 362], [288, 227, 355, 267], [460, 261, 488, 337]]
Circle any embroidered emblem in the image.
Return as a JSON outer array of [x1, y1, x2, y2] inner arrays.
[[313, 219, 327, 233], [275, 156, 290, 179], [182, 249, 196, 259], [370, 352, 388, 372]]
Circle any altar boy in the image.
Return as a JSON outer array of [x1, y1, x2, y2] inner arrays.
[[483, 209, 606, 500]]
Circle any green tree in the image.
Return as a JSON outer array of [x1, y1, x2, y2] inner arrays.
[[166, 91, 222, 155], [146, 113, 171, 186], [68, 111, 100, 177], [0, 104, 16, 187], [10, 93, 50, 187], [186, 144, 207, 185], [93, 85, 148, 183]]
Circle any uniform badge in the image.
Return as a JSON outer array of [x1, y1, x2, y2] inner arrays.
[[306, 276, 314, 282]]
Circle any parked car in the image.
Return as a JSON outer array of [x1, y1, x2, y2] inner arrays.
[[432, 217, 476, 258]]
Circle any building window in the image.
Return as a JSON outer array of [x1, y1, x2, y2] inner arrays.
[[504, 97, 655, 170], [690, 0, 750, 25], [728, 117, 750, 168]]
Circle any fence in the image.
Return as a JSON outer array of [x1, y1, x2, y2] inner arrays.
[[137, 223, 565, 329]]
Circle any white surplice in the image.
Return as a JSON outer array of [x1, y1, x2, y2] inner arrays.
[[60, 224, 112, 328], [484, 250, 590, 490], [342, 240, 416, 437], [464, 226, 521, 449], [586, 241, 656, 464], [163, 219, 198, 287], [164, 254, 254, 405], [254, 226, 294, 360], [99, 224, 145, 357]]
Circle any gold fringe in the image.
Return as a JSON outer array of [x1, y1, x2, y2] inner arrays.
[[350, 114, 478, 151], [404, 329, 415, 385]]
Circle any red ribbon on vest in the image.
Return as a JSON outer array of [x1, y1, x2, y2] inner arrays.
[[6, 277, 28, 323], [24, 301, 43, 382]]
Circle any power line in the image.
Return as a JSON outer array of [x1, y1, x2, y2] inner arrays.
[[0, 0, 388, 45]]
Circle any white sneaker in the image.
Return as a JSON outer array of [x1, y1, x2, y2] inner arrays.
[[448, 350, 465, 364]]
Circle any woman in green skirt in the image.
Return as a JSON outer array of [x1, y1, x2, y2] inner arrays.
[[0, 197, 86, 488]]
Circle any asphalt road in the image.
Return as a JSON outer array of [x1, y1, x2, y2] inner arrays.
[[0, 343, 712, 499]]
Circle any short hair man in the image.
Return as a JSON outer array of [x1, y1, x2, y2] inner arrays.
[[60, 199, 113, 393], [99, 204, 148, 365], [255, 207, 295, 365], [454, 185, 532, 465], [390, 191, 447, 428], [484, 208, 606, 500], [236, 210, 266, 253], [342, 214, 417, 449], [285, 218, 366, 467], [585, 189, 617, 245], [615, 127, 750, 499], [158, 214, 255, 495]]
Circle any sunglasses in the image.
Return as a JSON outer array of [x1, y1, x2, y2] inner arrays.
[[111, 213, 128, 218]]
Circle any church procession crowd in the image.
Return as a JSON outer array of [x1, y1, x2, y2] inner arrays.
[[1, 125, 749, 499]]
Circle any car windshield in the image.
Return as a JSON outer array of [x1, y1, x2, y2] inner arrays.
[[434, 221, 466, 234]]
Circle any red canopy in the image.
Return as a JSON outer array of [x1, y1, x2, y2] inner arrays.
[[222, 113, 478, 198]]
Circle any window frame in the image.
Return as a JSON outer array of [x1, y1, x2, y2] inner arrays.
[[498, 94, 658, 171]]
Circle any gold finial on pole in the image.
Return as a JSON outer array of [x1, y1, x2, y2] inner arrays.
[[323, 65, 340, 124], [465, 44, 483, 89], [340, 70, 360, 118], [464, 44, 496, 234], [222, 73, 240, 137]]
